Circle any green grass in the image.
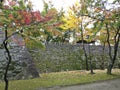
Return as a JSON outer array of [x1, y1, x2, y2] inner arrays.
[[0, 69, 120, 90]]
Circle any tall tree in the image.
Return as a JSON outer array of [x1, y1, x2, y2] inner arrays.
[[0, 0, 62, 90]]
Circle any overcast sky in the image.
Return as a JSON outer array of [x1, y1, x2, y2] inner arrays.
[[31, 0, 76, 11], [31, 0, 120, 11]]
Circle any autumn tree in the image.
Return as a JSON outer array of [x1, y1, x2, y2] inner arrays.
[[60, 0, 120, 74], [0, 1, 41, 90], [86, 0, 120, 74], [0, 0, 62, 90], [39, 0, 63, 43], [105, 8, 120, 74], [72, 0, 120, 74], [60, 0, 95, 71]]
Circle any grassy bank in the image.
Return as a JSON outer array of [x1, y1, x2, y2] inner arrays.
[[0, 69, 120, 90]]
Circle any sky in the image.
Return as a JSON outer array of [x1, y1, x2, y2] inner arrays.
[[31, 0, 77, 11], [31, 0, 120, 11]]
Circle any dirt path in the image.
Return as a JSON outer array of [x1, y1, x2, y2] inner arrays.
[[58, 79, 120, 90], [38, 78, 120, 90]]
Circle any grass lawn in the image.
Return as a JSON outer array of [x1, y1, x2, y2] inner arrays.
[[0, 69, 120, 90]]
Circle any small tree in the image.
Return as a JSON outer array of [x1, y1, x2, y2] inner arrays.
[[87, 0, 120, 74]]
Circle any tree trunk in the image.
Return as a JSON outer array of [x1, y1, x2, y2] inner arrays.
[[80, 22, 89, 71], [107, 33, 119, 75], [107, 64, 113, 75], [90, 60, 94, 74], [106, 23, 113, 75], [3, 26, 11, 90], [82, 42, 89, 71], [101, 42, 105, 70], [106, 24, 120, 75], [88, 44, 94, 74]]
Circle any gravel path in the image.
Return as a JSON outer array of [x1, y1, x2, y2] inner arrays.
[[38, 78, 120, 90]]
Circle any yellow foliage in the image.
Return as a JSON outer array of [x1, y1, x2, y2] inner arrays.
[[60, 9, 81, 31], [75, 0, 79, 7]]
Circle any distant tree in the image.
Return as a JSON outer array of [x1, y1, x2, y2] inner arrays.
[[60, 0, 93, 71], [39, 0, 63, 43]]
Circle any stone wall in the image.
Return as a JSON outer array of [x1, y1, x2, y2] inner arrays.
[[31, 43, 120, 73], [0, 29, 39, 80], [0, 28, 120, 78]]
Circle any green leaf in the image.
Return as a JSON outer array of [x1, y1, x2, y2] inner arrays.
[[91, 21, 104, 38], [21, 33, 45, 49], [0, 17, 10, 25]]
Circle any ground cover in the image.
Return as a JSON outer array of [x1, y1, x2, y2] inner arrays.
[[0, 69, 120, 90]]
